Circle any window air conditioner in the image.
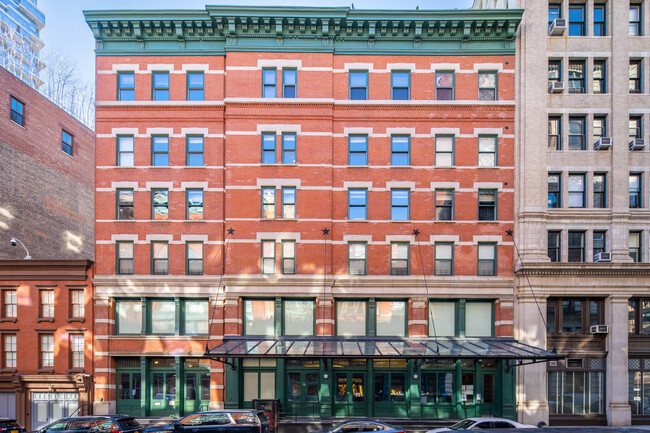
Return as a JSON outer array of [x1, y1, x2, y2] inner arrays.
[[548, 81, 565, 93], [593, 252, 611, 262], [549, 18, 567, 36], [590, 325, 609, 334], [629, 138, 646, 150], [593, 137, 611, 150]]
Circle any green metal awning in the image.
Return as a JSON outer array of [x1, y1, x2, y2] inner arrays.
[[207, 336, 558, 363]]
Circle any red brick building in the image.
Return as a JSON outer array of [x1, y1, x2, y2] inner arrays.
[[85, 6, 545, 422]]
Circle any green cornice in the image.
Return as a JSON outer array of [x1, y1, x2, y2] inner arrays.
[[83, 6, 522, 56]]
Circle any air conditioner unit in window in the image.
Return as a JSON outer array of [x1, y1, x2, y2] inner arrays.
[[548, 81, 565, 93], [594, 137, 611, 150], [549, 361, 558, 367], [593, 252, 611, 262], [629, 138, 647, 150], [549, 18, 567, 36], [590, 325, 609, 334]]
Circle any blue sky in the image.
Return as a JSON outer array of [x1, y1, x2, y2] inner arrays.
[[39, 0, 473, 85]]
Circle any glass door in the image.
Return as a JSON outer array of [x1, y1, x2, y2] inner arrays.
[[480, 372, 496, 416], [183, 372, 211, 415], [117, 371, 142, 416], [150, 372, 176, 415], [286, 371, 319, 417], [334, 372, 365, 417], [459, 371, 477, 418], [421, 371, 455, 419]]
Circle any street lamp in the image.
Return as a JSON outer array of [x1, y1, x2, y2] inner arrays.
[[10, 237, 31, 259]]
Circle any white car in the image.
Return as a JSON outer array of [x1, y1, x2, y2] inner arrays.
[[426, 417, 537, 432]]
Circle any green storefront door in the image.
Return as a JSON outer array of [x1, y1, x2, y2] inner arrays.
[[184, 372, 210, 414], [334, 372, 366, 417], [286, 371, 319, 417], [116, 371, 142, 415], [151, 372, 176, 415], [459, 370, 477, 418], [479, 372, 496, 416], [373, 371, 407, 417]]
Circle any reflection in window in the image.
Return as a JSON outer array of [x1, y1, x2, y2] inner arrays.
[[337, 300, 366, 336], [284, 300, 313, 336], [151, 300, 175, 334], [376, 301, 406, 336], [244, 299, 275, 336]]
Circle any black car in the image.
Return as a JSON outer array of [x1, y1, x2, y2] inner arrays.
[[145, 410, 270, 433], [37, 416, 143, 433], [0, 418, 25, 433]]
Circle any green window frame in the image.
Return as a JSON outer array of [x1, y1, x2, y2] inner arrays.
[[116, 188, 134, 220], [151, 241, 169, 275], [434, 243, 453, 276], [149, 299, 176, 334], [348, 242, 367, 276], [349, 70, 368, 100], [283, 299, 315, 336], [477, 243, 497, 276], [391, 70, 410, 100], [568, 173, 586, 208], [435, 189, 454, 221], [186, 189, 204, 220], [62, 130, 73, 155], [10, 96, 24, 126], [116, 241, 134, 275], [186, 242, 204, 275], [281, 187, 296, 219], [151, 189, 169, 220], [281, 240, 296, 275], [262, 133, 276, 164], [244, 299, 276, 336], [262, 187, 276, 219], [390, 242, 409, 276], [151, 135, 169, 166], [568, 231, 585, 262], [548, 231, 561, 262], [465, 301, 494, 337], [435, 135, 454, 166], [478, 189, 497, 221], [390, 189, 410, 221], [478, 136, 497, 167], [261, 240, 276, 274], [435, 71, 454, 100], [262, 68, 277, 98], [348, 135, 368, 165], [478, 71, 497, 101], [282, 133, 297, 164], [117, 72, 135, 101], [184, 299, 209, 335], [282, 69, 297, 98], [375, 300, 407, 337], [593, 60, 606, 93], [348, 188, 368, 220], [391, 135, 410, 166], [186, 135, 204, 166], [336, 299, 367, 336], [428, 299, 495, 337], [115, 299, 143, 334], [117, 135, 134, 167], [152, 71, 170, 101], [187, 71, 204, 101]]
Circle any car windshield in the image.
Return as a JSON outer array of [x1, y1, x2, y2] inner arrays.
[[329, 422, 352, 433], [448, 420, 476, 430]]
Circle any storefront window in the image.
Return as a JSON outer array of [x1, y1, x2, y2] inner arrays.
[[243, 359, 276, 402], [244, 300, 275, 336], [629, 358, 650, 415], [336, 300, 367, 336], [151, 300, 175, 334], [376, 301, 406, 337], [284, 300, 314, 336], [421, 372, 454, 403], [117, 300, 142, 334], [548, 358, 605, 415], [374, 373, 405, 402]]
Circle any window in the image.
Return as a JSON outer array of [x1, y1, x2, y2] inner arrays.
[[630, 4, 642, 35], [390, 243, 409, 275], [548, 231, 561, 262], [548, 60, 561, 87], [152, 72, 170, 101], [261, 133, 276, 164], [185, 300, 208, 334], [593, 173, 606, 208], [629, 60, 642, 93], [186, 189, 203, 220], [40, 290, 54, 318], [284, 300, 314, 336], [478, 136, 497, 166], [568, 231, 585, 262], [261, 240, 275, 274], [630, 116, 642, 141], [593, 115, 607, 140], [548, 358, 605, 415], [478, 72, 497, 100], [3, 335, 16, 368], [628, 299, 650, 334], [10, 96, 24, 126], [547, 298, 603, 334], [434, 243, 453, 276], [466, 302, 493, 336], [282, 240, 296, 275], [152, 189, 169, 220], [593, 231, 607, 256], [337, 300, 366, 336], [549, 4, 561, 27], [376, 301, 406, 337], [40, 334, 54, 368], [435, 189, 454, 221], [593, 61, 606, 93], [71, 335, 84, 369], [568, 116, 585, 150], [391, 189, 409, 221], [478, 243, 496, 276], [262, 68, 276, 98], [428, 302, 455, 336], [593, 5, 606, 36], [282, 133, 296, 164], [435, 72, 454, 100], [568, 5, 585, 36], [348, 135, 368, 165], [262, 187, 276, 219], [117, 241, 134, 275], [629, 231, 641, 262], [244, 299, 275, 335], [349, 71, 368, 100], [348, 242, 367, 276], [391, 71, 410, 100], [568, 61, 585, 94], [150, 300, 175, 334], [629, 357, 650, 415], [548, 117, 561, 150], [478, 189, 497, 221], [117, 72, 135, 101], [117, 136, 134, 166], [62, 130, 73, 156], [187, 71, 204, 101], [282, 69, 297, 98], [391, 135, 409, 166], [151, 242, 169, 275], [281, 187, 296, 218], [568, 173, 586, 207], [548, 173, 561, 208], [186, 242, 203, 275], [435, 136, 454, 166], [629, 173, 642, 208], [3, 290, 16, 318], [117, 189, 134, 220], [348, 189, 367, 220], [187, 135, 204, 166], [152, 136, 169, 166], [116, 300, 142, 333], [70, 290, 84, 318]]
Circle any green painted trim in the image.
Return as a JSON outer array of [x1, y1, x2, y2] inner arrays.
[[150, 241, 169, 276], [280, 239, 296, 275], [347, 241, 367, 276], [281, 186, 296, 219], [435, 134, 455, 166], [348, 188, 368, 220], [115, 240, 134, 275], [389, 242, 410, 276], [433, 241, 454, 277], [260, 240, 276, 275], [261, 186, 275, 219]]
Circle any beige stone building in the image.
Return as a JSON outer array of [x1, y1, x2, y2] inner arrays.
[[475, 0, 650, 427]]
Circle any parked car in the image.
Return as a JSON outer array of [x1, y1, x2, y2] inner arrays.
[[144, 410, 270, 433], [0, 418, 25, 433], [311, 421, 405, 433], [37, 416, 144, 433], [426, 418, 536, 432]]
